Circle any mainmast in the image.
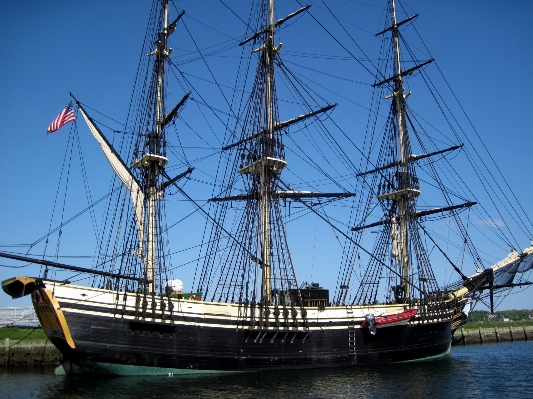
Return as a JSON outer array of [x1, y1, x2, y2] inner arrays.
[[208, 2, 342, 305], [259, 0, 276, 304]]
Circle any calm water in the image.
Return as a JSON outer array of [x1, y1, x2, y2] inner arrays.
[[1, 341, 532, 399]]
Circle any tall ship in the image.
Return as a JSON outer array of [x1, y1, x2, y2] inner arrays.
[[2, 0, 532, 375]]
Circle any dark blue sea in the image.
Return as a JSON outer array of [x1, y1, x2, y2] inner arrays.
[[1, 341, 532, 399]]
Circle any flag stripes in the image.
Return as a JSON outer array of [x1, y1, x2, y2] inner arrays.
[[47, 102, 76, 134]]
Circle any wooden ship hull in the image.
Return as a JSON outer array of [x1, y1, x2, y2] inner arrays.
[[3, 277, 454, 374]]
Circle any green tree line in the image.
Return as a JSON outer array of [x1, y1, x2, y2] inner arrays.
[[468, 309, 532, 322]]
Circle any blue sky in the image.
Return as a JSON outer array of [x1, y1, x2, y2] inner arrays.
[[1, 0, 532, 311]]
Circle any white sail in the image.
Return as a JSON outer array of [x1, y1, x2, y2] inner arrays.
[[79, 107, 145, 258], [390, 217, 400, 260], [489, 244, 533, 286]]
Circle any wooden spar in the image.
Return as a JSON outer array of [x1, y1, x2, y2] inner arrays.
[[0, 251, 145, 282]]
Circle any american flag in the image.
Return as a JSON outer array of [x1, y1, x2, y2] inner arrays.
[[46, 101, 76, 134]]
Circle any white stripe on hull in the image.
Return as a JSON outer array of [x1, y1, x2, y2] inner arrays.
[[46, 280, 452, 331]]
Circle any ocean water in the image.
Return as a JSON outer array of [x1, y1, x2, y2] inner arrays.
[[1, 341, 532, 399]]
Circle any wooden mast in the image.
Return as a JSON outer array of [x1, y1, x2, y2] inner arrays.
[[132, 0, 171, 293], [259, 0, 276, 304], [236, 1, 311, 305], [391, 0, 412, 300]]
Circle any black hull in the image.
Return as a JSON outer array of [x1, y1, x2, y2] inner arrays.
[[52, 305, 451, 373]]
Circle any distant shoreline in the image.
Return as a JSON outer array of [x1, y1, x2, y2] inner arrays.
[[453, 324, 532, 345], [461, 320, 533, 330]]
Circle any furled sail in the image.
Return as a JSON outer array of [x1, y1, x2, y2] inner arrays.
[[390, 217, 400, 260], [78, 106, 145, 259], [489, 244, 533, 286]]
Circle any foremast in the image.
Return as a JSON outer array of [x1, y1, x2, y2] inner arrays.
[[353, 0, 435, 304], [389, 0, 414, 300]]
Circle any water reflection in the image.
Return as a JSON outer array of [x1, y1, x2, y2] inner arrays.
[[1, 341, 532, 399]]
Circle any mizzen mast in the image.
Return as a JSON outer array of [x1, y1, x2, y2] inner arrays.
[[131, 0, 176, 293]]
